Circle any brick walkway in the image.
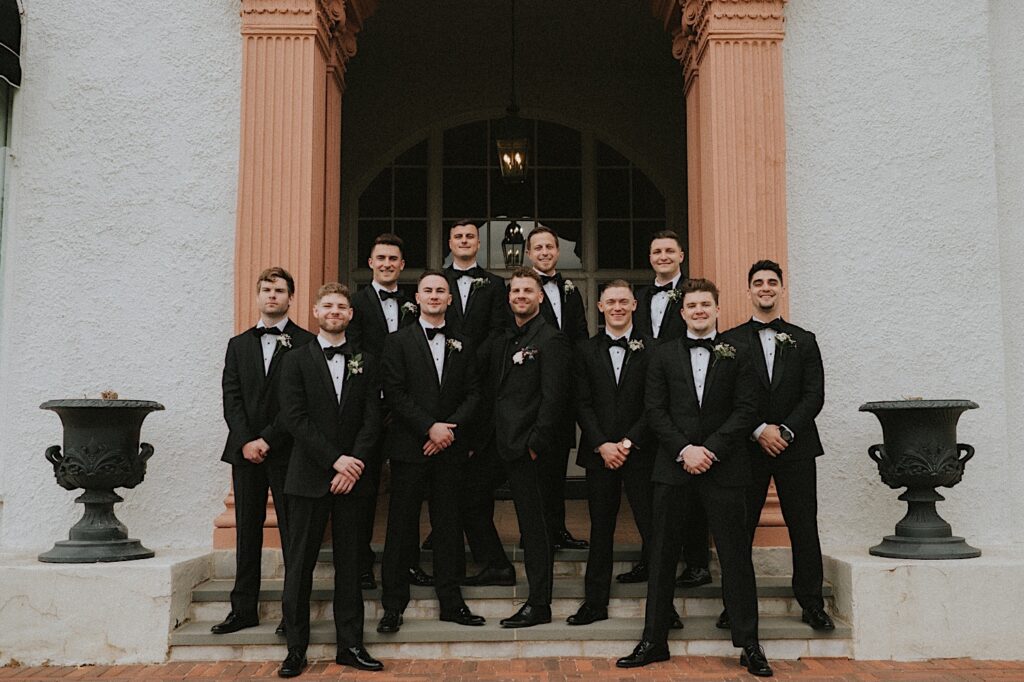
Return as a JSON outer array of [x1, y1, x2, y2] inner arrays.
[[3, 658, 1023, 680]]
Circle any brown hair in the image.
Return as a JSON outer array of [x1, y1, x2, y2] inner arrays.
[[315, 282, 352, 304], [649, 229, 684, 250], [371, 232, 405, 257], [682, 277, 719, 304], [256, 266, 295, 295], [748, 259, 784, 286], [599, 279, 635, 297], [508, 267, 543, 287], [418, 270, 449, 288], [526, 224, 559, 249], [447, 219, 479, 239]]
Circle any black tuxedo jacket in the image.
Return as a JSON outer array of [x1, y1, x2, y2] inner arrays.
[[538, 274, 589, 344], [487, 315, 571, 462], [721, 319, 825, 462], [645, 337, 760, 488], [346, 283, 419, 352], [442, 266, 511, 346], [381, 323, 481, 462], [573, 332, 654, 469], [634, 279, 686, 343], [278, 341, 383, 498], [221, 320, 316, 466]]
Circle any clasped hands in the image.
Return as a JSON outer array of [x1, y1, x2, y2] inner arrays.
[[424, 422, 457, 456], [681, 445, 717, 475], [242, 438, 270, 464], [599, 440, 632, 470], [330, 454, 365, 494], [757, 424, 789, 457]]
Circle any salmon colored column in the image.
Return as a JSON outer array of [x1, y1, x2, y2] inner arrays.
[[215, 0, 365, 549], [676, 0, 790, 544]]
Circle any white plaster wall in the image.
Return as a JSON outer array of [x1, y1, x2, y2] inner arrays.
[[784, 1, 1022, 548], [0, 1, 241, 550]]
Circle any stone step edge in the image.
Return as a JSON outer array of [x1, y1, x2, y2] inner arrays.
[[317, 544, 645, 563]]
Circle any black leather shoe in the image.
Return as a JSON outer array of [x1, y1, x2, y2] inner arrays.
[[566, 602, 608, 626], [275, 619, 287, 636], [210, 611, 258, 634], [336, 645, 383, 672], [376, 609, 402, 633], [360, 570, 377, 590], [670, 609, 684, 630], [616, 640, 670, 668], [500, 603, 552, 628], [440, 605, 486, 626], [421, 532, 433, 551], [801, 607, 836, 631], [407, 565, 434, 587], [675, 566, 712, 588], [462, 565, 516, 587], [716, 609, 731, 630], [552, 529, 589, 550], [740, 643, 774, 677], [277, 649, 307, 678], [615, 561, 649, 583]]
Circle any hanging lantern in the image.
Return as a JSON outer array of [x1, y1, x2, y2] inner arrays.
[[501, 219, 525, 268]]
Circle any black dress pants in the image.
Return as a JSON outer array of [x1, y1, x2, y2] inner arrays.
[[357, 446, 382, 574], [460, 445, 514, 570], [230, 460, 290, 618], [537, 445, 571, 535], [503, 454, 553, 606]]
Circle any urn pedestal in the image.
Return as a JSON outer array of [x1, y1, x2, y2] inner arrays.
[[38, 399, 164, 563], [859, 399, 980, 560]]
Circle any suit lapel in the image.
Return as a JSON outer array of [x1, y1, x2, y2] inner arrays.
[[307, 342, 339, 408], [364, 285, 390, 335], [247, 329, 267, 384], [595, 339, 618, 388], [445, 270, 467, 319], [413, 327, 442, 388], [748, 323, 771, 389], [770, 335, 787, 391], [679, 342, 702, 409]]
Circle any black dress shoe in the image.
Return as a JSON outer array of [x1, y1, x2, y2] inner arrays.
[[500, 603, 552, 628], [440, 605, 486, 626], [462, 565, 516, 587], [407, 565, 434, 587], [210, 611, 258, 634], [360, 570, 377, 590], [715, 609, 731, 630], [275, 619, 287, 636], [740, 643, 774, 677], [615, 561, 649, 583], [616, 640, 670, 668], [801, 607, 836, 631], [552, 529, 589, 550], [670, 609, 684, 630], [376, 609, 402, 633], [421, 532, 433, 551], [336, 645, 383, 672], [675, 566, 712, 588], [277, 649, 307, 678], [566, 602, 608, 626]]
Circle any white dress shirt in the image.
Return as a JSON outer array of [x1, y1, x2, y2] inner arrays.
[[678, 330, 717, 462], [318, 334, 347, 403], [372, 280, 400, 333], [751, 317, 792, 441], [255, 318, 288, 375], [451, 263, 479, 310], [606, 326, 633, 384], [538, 270, 563, 329], [650, 273, 682, 339], [420, 318, 446, 383]]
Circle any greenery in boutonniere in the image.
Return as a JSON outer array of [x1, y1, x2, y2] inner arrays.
[[775, 332, 797, 349], [471, 277, 489, 291], [347, 353, 364, 376], [712, 342, 736, 366]]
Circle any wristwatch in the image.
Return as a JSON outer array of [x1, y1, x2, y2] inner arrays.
[[779, 425, 794, 444], [620, 438, 633, 450]]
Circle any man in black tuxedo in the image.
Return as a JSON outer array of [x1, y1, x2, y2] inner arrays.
[[277, 282, 384, 677], [527, 225, 589, 550], [489, 268, 571, 628], [443, 219, 510, 345], [214, 267, 315, 637], [346, 233, 429, 589], [718, 260, 834, 632], [567, 280, 654, 625], [633, 230, 711, 590], [376, 271, 487, 634], [617, 278, 773, 677]]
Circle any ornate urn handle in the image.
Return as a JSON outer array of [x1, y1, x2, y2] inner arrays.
[[139, 442, 155, 462], [867, 443, 885, 463], [956, 443, 975, 464], [45, 445, 63, 468]]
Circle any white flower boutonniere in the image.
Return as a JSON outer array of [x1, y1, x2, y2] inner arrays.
[[276, 333, 292, 349], [712, 342, 736, 366], [774, 332, 797, 349], [347, 353, 364, 376], [627, 339, 645, 353], [471, 277, 490, 291], [563, 279, 576, 295], [512, 346, 539, 365], [446, 338, 463, 353], [401, 302, 418, 319], [667, 288, 682, 303]]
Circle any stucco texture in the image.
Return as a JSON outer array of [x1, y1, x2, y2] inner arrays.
[[0, 1, 241, 550], [784, 0, 1023, 549]]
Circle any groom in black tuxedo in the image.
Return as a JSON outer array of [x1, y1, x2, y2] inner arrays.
[[376, 271, 487, 634], [617, 278, 773, 677], [214, 266, 315, 637], [719, 260, 834, 632], [277, 282, 384, 677]]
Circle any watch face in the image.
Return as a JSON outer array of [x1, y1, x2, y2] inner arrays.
[[621, 438, 633, 450], [781, 428, 794, 443]]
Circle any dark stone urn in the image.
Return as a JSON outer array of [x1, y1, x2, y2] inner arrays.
[[859, 399, 980, 559], [38, 399, 164, 563]]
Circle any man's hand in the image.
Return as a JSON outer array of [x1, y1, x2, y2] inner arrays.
[[757, 424, 789, 457], [427, 422, 457, 450], [330, 471, 356, 495], [529, 448, 539, 461], [681, 445, 715, 474], [333, 454, 365, 479], [599, 442, 627, 470], [242, 438, 269, 464]]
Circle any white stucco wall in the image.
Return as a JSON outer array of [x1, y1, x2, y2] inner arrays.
[[0, 0, 241, 551], [784, 0, 1022, 549]]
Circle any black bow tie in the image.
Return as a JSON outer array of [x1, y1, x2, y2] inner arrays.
[[455, 267, 485, 280], [652, 282, 675, 294], [254, 326, 282, 337], [539, 273, 561, 286], [377, 288, 401, 302], [323, 344, 351, 360], [425, 326, 446, 340], [607, 336, 630, 350], [753, 318, 784, 333], [683, 337, 715, 352]]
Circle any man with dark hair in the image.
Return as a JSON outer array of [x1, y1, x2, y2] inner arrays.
[[618, 278, 773, 677], [278, 283, 383, 677], [718, 260, 834, 633], [526, 224, 589, 550], [214, 266, 315, 638], [346, 233, 430, 590], [443, 219, 510, 344], [376, 271, 487, 634]]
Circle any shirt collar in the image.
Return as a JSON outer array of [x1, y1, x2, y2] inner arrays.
[[372, 280, 398, 295], [686, 330, 717, 341], [256, 318, 289, 332], [419, 318, 445, 334], [452, 262, 479, 272], [606, 325, 633, 342], [654, 273, 682, 289], [318, 333, 347, 349]]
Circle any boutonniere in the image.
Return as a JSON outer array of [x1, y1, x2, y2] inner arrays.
[[346, 353, 364, 376], [512, 346, 539, 365], [627, 339, 645, 353], [774, 332, 797, 349], [275, 333, 292, 349], [667, 288, 682, 303], [712, 342, 736, 366], [446, 338, 463, 353], [563, 279, 576, 295], [471, 277, 489, 291], [401, 302, 418, 319]]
